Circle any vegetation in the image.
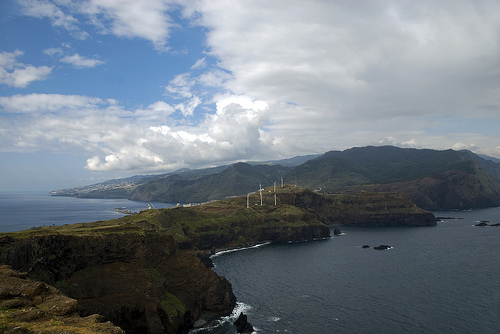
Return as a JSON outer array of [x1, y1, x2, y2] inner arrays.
[[1, 185, 328, 252], [161, 292, 187, 324]]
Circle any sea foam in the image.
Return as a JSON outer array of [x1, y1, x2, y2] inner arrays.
[[211, 242, 272, 258]]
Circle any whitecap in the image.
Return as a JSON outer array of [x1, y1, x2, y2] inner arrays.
[[211, 242, 272, 258], [189, 302, 254, 333]]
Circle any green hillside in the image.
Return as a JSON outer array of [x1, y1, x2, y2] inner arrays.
[[286, 146, 500, 210], [286, 146, 474, 188], [129, 163, 290, 203]]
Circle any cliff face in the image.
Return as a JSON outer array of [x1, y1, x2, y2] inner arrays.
[[0, 234, 236, 334], [362, 167, 500, 210], [0, 265, 125, 333], [278, 189, 436, 227]]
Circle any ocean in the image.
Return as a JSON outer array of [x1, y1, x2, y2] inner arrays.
[[1, 194, 499, 333], [0, 193, 175, 233], [194, 207, 500, 334]]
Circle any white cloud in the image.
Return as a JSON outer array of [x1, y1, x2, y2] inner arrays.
[[134, 101, 176, 122], [0, 50, 53, 88], [0, 93, 276, 172], [4, 0, 500, 177], [83, 0, 173, 50], [18, 0, 176, 49], [60, 53, 105, 68], [198, 68, 231, 87], [191, 57, 206, 69], [0, 93, 104, 113], [43, 48, 63, 56], [179, 0, 500, 157], [175, 96, 201, 117], [18, 0, 79, 31], [165, 73, 195, 99]]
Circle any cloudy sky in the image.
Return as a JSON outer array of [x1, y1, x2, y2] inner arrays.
[[1, 0, 500, 191]]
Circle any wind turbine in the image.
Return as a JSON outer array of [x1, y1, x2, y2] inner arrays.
[[259, 183, 263, 206]]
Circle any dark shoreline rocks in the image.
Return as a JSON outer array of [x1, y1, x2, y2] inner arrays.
[[235, 312, 254, 333], [474, 221, 500, 227]]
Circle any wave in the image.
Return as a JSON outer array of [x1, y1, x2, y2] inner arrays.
[[189, 302, 255, 333], [211, 242, 272, 258]]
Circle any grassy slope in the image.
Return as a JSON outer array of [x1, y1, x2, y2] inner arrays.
[[129, 163, 290, 203], [1, 185, 325, 251]]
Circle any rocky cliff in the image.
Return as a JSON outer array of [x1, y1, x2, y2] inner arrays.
[[0, 265, 125, 333], [277, 187, 436, 226], [0, 234, 235, 334]]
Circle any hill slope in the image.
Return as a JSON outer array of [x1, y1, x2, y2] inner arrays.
[[286, 146, 500, 210], [129, 163, 290, 203]]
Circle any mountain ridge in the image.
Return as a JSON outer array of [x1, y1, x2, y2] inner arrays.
[[51, 146, 500, 210]]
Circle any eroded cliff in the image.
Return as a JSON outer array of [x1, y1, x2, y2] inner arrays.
[[0, 234, 235, 333]]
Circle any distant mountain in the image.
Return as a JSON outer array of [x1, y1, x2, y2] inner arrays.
[[50, 155, 316, 199], [476, 153, 500, 163], [286, 146, 500, 210], [50, 174, 157, 198], [51, 146, 500, 210], [286, 146, 474, 188], [129, 163, 290, 203], [463, 150, 500, 182], [247, 154, 321, 167]]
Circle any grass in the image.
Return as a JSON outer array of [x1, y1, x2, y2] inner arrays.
[[1, 185, 425, 253], [161, 292, 187, 324]]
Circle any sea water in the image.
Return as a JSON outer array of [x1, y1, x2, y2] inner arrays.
[[0, 193, 175, 232], [193, 207, 500, 334]]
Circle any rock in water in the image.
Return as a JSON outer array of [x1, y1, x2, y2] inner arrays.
[[235, 312, 254, 333], [333, 227, 341, 235], [373, 245, 391, 250]]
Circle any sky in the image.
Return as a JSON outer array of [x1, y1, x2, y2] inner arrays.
[[1, 0, 500, 192]]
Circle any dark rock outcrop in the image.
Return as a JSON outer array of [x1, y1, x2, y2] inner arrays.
[[234, 312, 254, 333], [373, 245, 392, 250], [0, 265, 124, 333]]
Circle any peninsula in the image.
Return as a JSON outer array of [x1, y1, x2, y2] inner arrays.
[[0, 186, 434, 333]]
